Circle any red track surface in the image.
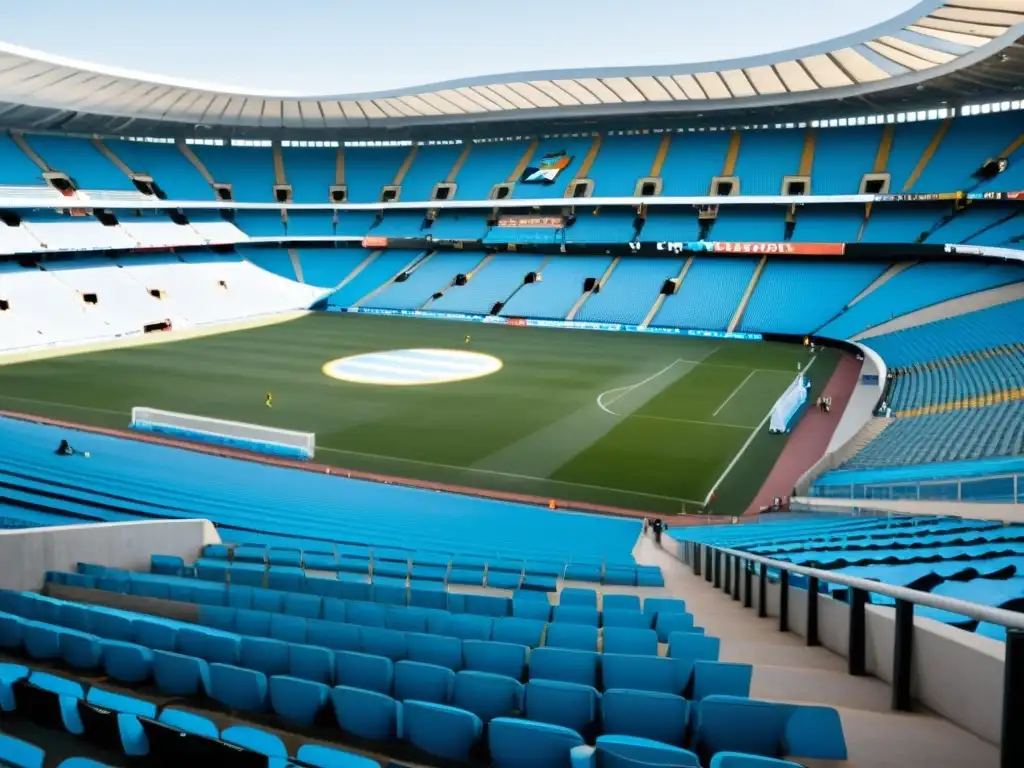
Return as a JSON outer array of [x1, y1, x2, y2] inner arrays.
[[0, 408, 725, 526], [744, 353, 862, 515]]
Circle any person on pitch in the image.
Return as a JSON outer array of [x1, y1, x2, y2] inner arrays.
[[265, 391, 273, 408], [465, 334, 472, 345]]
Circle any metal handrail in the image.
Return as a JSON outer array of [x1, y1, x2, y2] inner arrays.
[[712, 544, 1024, 629]]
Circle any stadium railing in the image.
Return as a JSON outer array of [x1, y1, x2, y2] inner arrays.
[[812, 472, 1024, 504], [664, 534, 1024, 768]]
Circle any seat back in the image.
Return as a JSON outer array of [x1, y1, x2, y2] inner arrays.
[[330, 686, 400, 741], [529, 647, 598, 687], [394, 660, 455, 704], [589, 734, 700, 767], [492, 617, 546, 648], [489, 717, 584, 768], [463, 640, 528, 680], [268, 675, 330, 726], [602, 689, 690, 747], [524, 679, 601, 738], [602, 628, 658, 655], [403, 701, 483, 762], [452, 670, 523, 722], [601, 654, 691, 695], [335, 650, 394, 695], [545, 623, 598, 652]]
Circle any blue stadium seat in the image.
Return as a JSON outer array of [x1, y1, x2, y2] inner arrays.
[[692, 661, 752, 700], [330, 686, 401, 741], [529, 647, 599, 687], [0, 662, 28, 712], [463, 640, 528, 680], [545, 623, 599, 652], [492, 617, 546, 648], [208, 663, 269, 711], [221, 726, 290, 768], [0, 733, 45, 768], [79, 687, 156, 757], [571, 735, 700, 768], [158, 707, 219, 737], [60, 630, 103, 669], [489, 717, 585, 768], [655, 612, 696, 643], [602, 689, 690, 746], [240, 636, 290, 677], [513, 599, 552, 622], [601, 654, 691, 695], [23, 622, 62, 660], [269, 674, 330, 725], [307, 619, 361, 651], [602, 627, 658, 655], [452, 670, 524, 722], [560, 588, 598, 608], [710, 754, 804, 768], [360, 626, 408, 661], [334, 650, 394, 694], [602, 609, 652, 629], [524, 679, 601, 737], [152, 650, 210, 696], [406, 632, 463, 671], [100, 640, 154, 683], [289, 642, 334, 684], [393, 660, 455, 703], [695, 696, 847, 761], [296, 743, 380, 767], [669, 633, 721, 662], [403, 700, 483, 761]]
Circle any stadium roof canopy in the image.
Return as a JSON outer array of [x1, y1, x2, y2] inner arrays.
[[0, 0, 1022, 140]]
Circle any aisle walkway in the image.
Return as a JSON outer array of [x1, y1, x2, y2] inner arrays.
[[633, 534, 999, 768]]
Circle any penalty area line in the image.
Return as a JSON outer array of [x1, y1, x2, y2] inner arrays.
[[712, 369, 758, 418], [703, 355, 819, 506], [597, 358, 684, 416]]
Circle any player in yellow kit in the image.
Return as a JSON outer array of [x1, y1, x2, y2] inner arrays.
[[265, 391, 273, 408], [465, 335, 471, 345]]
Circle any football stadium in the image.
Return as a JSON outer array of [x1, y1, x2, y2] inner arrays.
[[0, 1, 1022, 766]]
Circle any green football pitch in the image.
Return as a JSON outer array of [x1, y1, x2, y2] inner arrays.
[[0, 313, 838, 515]]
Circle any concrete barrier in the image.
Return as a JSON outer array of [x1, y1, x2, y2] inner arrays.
[[0, 519, 220, 591]]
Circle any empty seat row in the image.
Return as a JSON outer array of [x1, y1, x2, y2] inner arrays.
[[56, 567, 691, 640], [0, 593, 740, 698]]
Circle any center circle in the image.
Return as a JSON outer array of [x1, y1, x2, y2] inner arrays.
[[322, 348, 503, 386]]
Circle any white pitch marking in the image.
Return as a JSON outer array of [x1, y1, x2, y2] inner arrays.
[[596, 359, 683, 416], [703, 355, 818, 505], [712, 369, 758, 418], [322, 348, 502, 386]]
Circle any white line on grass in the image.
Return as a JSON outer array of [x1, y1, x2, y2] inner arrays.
[[0, 394, 126, 418], [317, 445, 703, 504], [703, 355, 819, 506], [712, 369, 758, 417], [597, 358, 683, 416], [627, 414, 754, 430]]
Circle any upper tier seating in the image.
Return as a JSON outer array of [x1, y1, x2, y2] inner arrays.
[[325, 251, 420, 307], [191, 146, 276, 203], [740, 261, 886, 336], [108, 140, 213, 200], [364, 253, 486, 311], [281, 146, 336, 203], [819, 261, 1024, 340], [427, 254, 547, 315], [577, 258, 684, 325], [500, 256, 612, 320], [297, 249, 370, 289], [653, 258, 757, 331]]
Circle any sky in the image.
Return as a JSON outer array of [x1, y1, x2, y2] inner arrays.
[[0, 0, 923, 95]]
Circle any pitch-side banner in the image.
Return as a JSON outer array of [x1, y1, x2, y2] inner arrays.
[[649, 241, 845, 256]]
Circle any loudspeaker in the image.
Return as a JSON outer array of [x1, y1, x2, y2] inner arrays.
[[491, 301, 504, 315], [583, 277, 598, 292], [661, 279, 676, 295], [455, 274, 468, 286], [525, 271, 538, 284]]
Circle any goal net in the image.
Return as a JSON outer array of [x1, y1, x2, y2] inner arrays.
[[130, 407, 315, 460], [768, 374, 809, 434]]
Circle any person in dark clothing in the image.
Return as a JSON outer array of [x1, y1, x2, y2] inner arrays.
[[651, 518, 664, 545], [56, 439, 74, 456]]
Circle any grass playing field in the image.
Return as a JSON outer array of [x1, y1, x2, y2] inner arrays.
[[0, 313, 839, 515]]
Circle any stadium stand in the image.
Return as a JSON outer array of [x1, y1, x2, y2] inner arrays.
[[500, 256, 612, 320], [364, 252, 486, 311], [577, 258, 685, 325], [653, 258, 758, 331]]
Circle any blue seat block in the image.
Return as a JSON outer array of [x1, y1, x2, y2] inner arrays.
[[233, 545, 267, 563], [669, 633, 721, 662], [158, 707, 219, 737], [269, 675, 330, 725], [176, 627, 240, 665], [25, 671, 85, 734], [655, 612, 696, 643], [521, 575, 558, 592], [251, 589, 284, 614], [560, 588, 597, 608], [0, 613, 23, 650], [304, 553, 340, 572], [83, 687, 157, 757], [437, 614, 493, 642], [235, 608, 272, 637], [408, 583, 448, 610], [464, 594, 511, 618], [330, 685, 401, 741], [603, 627, 659, 656], [290, 643, 335, 684], [23, 623, 63, 660], [208, 663, 269, 712], [463, 640, 528, 680], [525, 679, 601, 736], [306, 577, 345, 600], [269, 549, 302, 567], [644, 598, 686, 618], [696, 696, 847, 760], [602, 688, 690, 746], [636, 566, 665, 588], [601, 654, 692, 695], [564, 564, 601, 583], [386, 607, 429, 633], [150, 555, 186, 576], [692, 661, 752, 700], [268, 567, 305, 593], [603, 567, 636, 586], [152, 650, 210, 696], [410, 565, 448, 582], [241, 636, 291, 677], [58, 604, 93, 634], [602, 609, 653, 630], [338, 578, 373, 603], [552, 606, 599, 627], [307, 619, 361, 652], [89, 612, 135, 642], [296, 743, 379, 767], [529, 647, 598, 687], [270, 614, 308, 644], [0, 733, 44, 768], [198, 605, 236, 632], [710, 753, 804, 768], [546, 623, 598, 652], [284, 593, 322, 619], [394, 660, 455, 704], [348, 602, 387, 628], [406, 632, 463, 671], [374, 583, 408, 607], [493, 617, 546, 648], [602, 595, 641, 612], [489, 717, 584, 768], [221, 725, 289, 764], [100, 641, 154, 683], [447, 569, 485, 586], [513, 599, 552, 622], [0, 662, 29, 712], [453, 670, 523, 722], [571, 735, 699, 768], [487, 571, 522, 590], [360, 627, 408, 661], [335, 650, 394, 694], [321, 598, 348, 623], [403, 700, 483, 762], [60, 630, 103, 670]]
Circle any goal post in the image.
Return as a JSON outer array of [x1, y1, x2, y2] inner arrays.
[[130, 407, 315, 460]]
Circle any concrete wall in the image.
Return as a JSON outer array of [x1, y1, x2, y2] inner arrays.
[[675, 541, 1006, 746], [0, 519, 220, 591]]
